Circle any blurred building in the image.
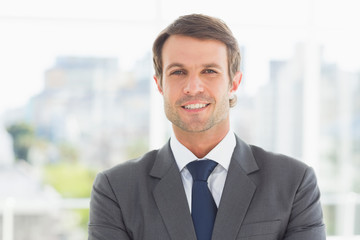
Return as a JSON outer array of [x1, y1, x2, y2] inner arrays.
[[23, 55, 151, 168], [234, 44, 360, 194], [234, 44, 305, 160], [320, 61, 360, 193]]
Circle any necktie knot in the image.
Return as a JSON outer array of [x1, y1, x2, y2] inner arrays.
[[187, 159, 218, 182]]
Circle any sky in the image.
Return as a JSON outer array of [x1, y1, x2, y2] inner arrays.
[[0, 0, 359, 116]]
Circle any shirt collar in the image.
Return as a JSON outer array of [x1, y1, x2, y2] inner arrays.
[[170, 130, 236, 172]]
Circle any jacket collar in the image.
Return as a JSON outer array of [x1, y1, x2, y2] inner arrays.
[[150, 135, 259, 240], [212, 135, 259, 240], [150, 141, 197, 240]]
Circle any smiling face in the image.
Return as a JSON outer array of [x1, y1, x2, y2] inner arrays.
[[154, 35, 242, 135]]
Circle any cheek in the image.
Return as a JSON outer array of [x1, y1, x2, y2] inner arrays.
[[162, 86, 177, 102], [163, 80, 181, 95], [212, 81, 230, 96], [162, 84, 171, 96]]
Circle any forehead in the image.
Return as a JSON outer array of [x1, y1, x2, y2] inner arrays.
[[162, 35, 228, 69]]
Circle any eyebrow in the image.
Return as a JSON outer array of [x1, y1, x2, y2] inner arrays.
[[203, 63, 223, 69], [165, 63, 223, 72], [165, 63, 184, 72]]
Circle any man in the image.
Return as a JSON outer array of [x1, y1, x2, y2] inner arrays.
[[88, 14, 326, 240]]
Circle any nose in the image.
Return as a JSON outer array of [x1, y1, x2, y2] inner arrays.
[[183, 74, 204, 95]]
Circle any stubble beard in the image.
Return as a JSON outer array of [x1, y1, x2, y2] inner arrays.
[[163, 93, 230, 133]]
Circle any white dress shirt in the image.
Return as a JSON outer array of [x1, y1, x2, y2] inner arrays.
[[170, 130, 236, 212]]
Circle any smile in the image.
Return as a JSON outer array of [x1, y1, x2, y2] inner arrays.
[[183, 103, 209, 110]]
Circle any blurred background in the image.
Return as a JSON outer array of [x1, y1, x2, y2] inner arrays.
[[0, 0, 359, 239]]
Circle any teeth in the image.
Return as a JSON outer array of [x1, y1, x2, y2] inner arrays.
[[184, 103, 207, 109]]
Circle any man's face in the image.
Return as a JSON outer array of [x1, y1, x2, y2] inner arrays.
[[155, 35, 241, 133]]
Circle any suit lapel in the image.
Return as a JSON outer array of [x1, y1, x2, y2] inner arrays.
[[150, 142, 197, 240], [212, 136, 259, 240]]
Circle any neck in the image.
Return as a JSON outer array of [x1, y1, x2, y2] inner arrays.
[[173, 120, 230, 159]]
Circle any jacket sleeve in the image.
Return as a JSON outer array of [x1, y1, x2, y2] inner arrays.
[[88, 172, 132, 240], [283, 167, 326, 239]]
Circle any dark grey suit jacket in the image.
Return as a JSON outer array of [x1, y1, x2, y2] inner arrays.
[[88, 136, 326, 240]]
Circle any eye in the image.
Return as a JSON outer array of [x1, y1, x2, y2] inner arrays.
[[170, 70, 186, 76], [202, 69, 217, 74]]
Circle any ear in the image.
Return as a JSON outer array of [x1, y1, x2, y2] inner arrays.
[[153, 75, 163, 95], [229, 71, 242, 94]]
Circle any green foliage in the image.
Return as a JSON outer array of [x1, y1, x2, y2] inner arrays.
[[6, 122, 36, 161], [77, 209, 90, 229], [43, 163, 96, 198], [7, 122, 97, 230], [43, 163, 97, 229]]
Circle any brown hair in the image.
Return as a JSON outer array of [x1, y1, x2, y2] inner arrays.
[[152, 14, 241, 107]]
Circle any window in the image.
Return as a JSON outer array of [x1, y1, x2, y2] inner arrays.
[[1, 0, 359, 238]]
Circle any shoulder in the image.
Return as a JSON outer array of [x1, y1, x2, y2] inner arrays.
[[91, 149, 161, 203], [248, 145, 317, 188], [250, 145, 308, 170]]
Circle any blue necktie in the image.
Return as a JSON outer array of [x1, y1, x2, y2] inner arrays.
[[187, 160, 218, 240]]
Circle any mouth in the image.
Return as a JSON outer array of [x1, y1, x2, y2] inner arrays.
[[182, 103, 210, 110]]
